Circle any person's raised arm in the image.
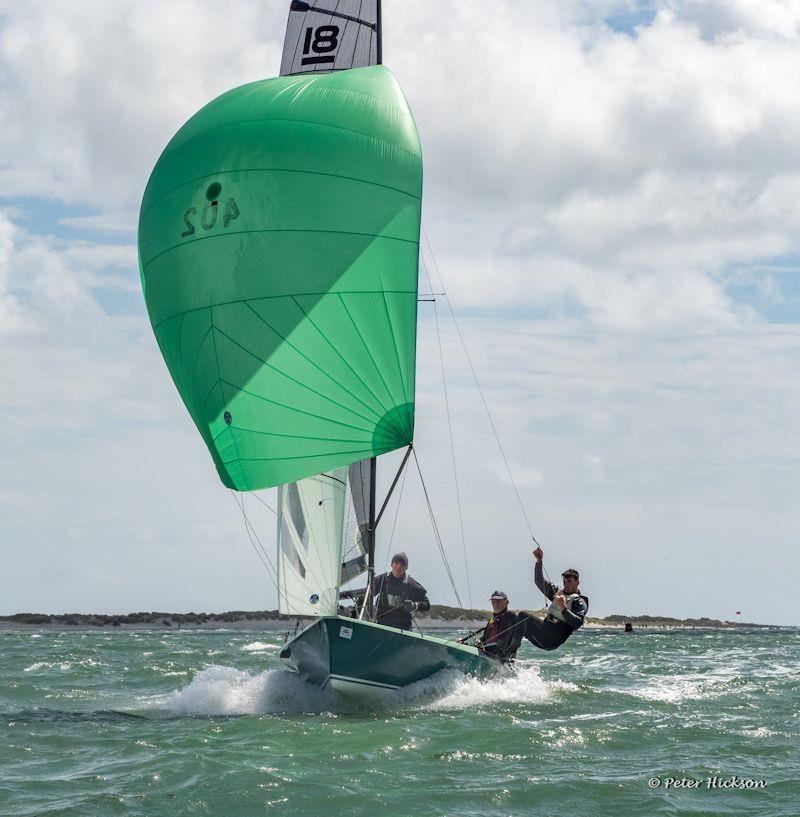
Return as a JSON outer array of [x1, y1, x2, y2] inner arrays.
[[533, 548, 558, 600]]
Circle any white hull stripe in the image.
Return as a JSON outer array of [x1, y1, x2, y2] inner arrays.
[[328, 673, 401, 690]]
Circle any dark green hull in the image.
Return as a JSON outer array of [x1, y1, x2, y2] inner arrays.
[[280, 616, 507, 698]]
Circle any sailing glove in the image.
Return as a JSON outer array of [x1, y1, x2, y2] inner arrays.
[[403, 601, 418, 612]]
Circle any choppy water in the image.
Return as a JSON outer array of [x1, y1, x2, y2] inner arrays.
[[1, 626, 797, 816]]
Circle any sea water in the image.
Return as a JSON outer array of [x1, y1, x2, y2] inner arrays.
[[1, 626, 797, 816]]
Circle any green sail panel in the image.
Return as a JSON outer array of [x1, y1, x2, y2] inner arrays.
[[138, 66, 421, 491]]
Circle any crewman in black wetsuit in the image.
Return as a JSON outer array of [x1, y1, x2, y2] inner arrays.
[[519, 547, 589, 650], [460, 590, 524, 662], [370, 552, 430, 630]]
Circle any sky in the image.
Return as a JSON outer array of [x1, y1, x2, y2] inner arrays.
[[1, 0, 799, 623]]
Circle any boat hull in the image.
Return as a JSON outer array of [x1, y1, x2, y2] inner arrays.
[[280, 616, 507, 698]]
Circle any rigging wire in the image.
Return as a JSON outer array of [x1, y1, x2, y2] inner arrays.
[[421, 225, 543, 551], [420, 243, 472, 608], [412, 447, 464, 609], [231, 491, 310, 612], [231, 491, 279, 586], [251, 492, 278, 517], [432, 297, 472, 608], [380, 456, 409, 575], [421, 226, 564, 596]]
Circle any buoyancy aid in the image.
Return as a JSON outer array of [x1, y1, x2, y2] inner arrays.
[[381, 575, 408, 613], [484, 617, 501, 643], [546, 593, 589, 622]]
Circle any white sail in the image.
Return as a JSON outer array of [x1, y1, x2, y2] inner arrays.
[[340, 459, 371, 584], [280, 0, 380, 77], [276, 469, 347, 616]]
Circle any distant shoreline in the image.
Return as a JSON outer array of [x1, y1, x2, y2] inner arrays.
[[0, 606, 771, 631]]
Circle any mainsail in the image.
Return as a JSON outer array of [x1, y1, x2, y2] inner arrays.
[[280, 0, 381, 76], [341, 459, 371, 583]]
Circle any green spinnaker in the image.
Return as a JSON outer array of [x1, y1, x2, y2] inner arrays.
[[138, 66, 422, 491]]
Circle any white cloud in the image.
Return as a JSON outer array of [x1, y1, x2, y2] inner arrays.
[[0, 2, 799, 622], [0, 0, 284, 208], [0, 212, 28, 335], [58, 210, 138, 234]]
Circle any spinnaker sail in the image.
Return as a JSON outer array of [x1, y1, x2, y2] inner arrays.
[[138, 64, 422, 492]]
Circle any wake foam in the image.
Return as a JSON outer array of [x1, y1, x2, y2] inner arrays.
[[410, 664, 574, 711], [155, 662, 572, 716], [160, 666, 336, 715]]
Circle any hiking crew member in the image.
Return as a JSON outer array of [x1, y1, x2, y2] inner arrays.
[[370, 552, 430, 630], [462, 590, 523, 662], [520, 547, 588, 651]]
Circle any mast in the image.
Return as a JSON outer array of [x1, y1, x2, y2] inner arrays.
[[376, 0, 382, 65], [366, 456, 377, 619]]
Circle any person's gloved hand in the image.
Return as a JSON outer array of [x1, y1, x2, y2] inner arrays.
[[403, 600, 418, 612]]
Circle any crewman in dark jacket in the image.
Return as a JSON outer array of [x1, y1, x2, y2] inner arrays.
[[520, 547, 588, 650], [370, 552, 430, 630], [472, 590, 524, 662]]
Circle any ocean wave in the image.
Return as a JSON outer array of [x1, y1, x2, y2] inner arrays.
[[414, 665, 576, 711], [157, 666, 336, 715], [22, 658, 103, 674], [241, 641, 279, 652], [150, 661, 573, 717]]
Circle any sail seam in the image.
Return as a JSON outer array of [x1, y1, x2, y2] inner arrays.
[[153, 115, 420, 186], [175, 311, 189, 400], [188, 322, 214, 414], [379, 289, 410, 414], [140, 165, 420, 221], [243, 300, 388, 425], [288, 294, 396, 422], [152, 290, 415, 332], [210, 424, 381, 446], [142, 228, 417, 274], [210, 305, 248, 490], [232, 449, 375, 464], [212, 322, 382, 430], [336, 292, 406, 440], [215, 378, 378, 437]]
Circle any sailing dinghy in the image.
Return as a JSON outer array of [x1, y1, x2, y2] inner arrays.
[[138, 0, 508, 699]]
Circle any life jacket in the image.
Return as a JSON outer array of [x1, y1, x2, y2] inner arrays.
[[484, 617, 501, 643], [380, 574, 408, 613], [482, 610, 515, 646], [546, 593, 589, 622]]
